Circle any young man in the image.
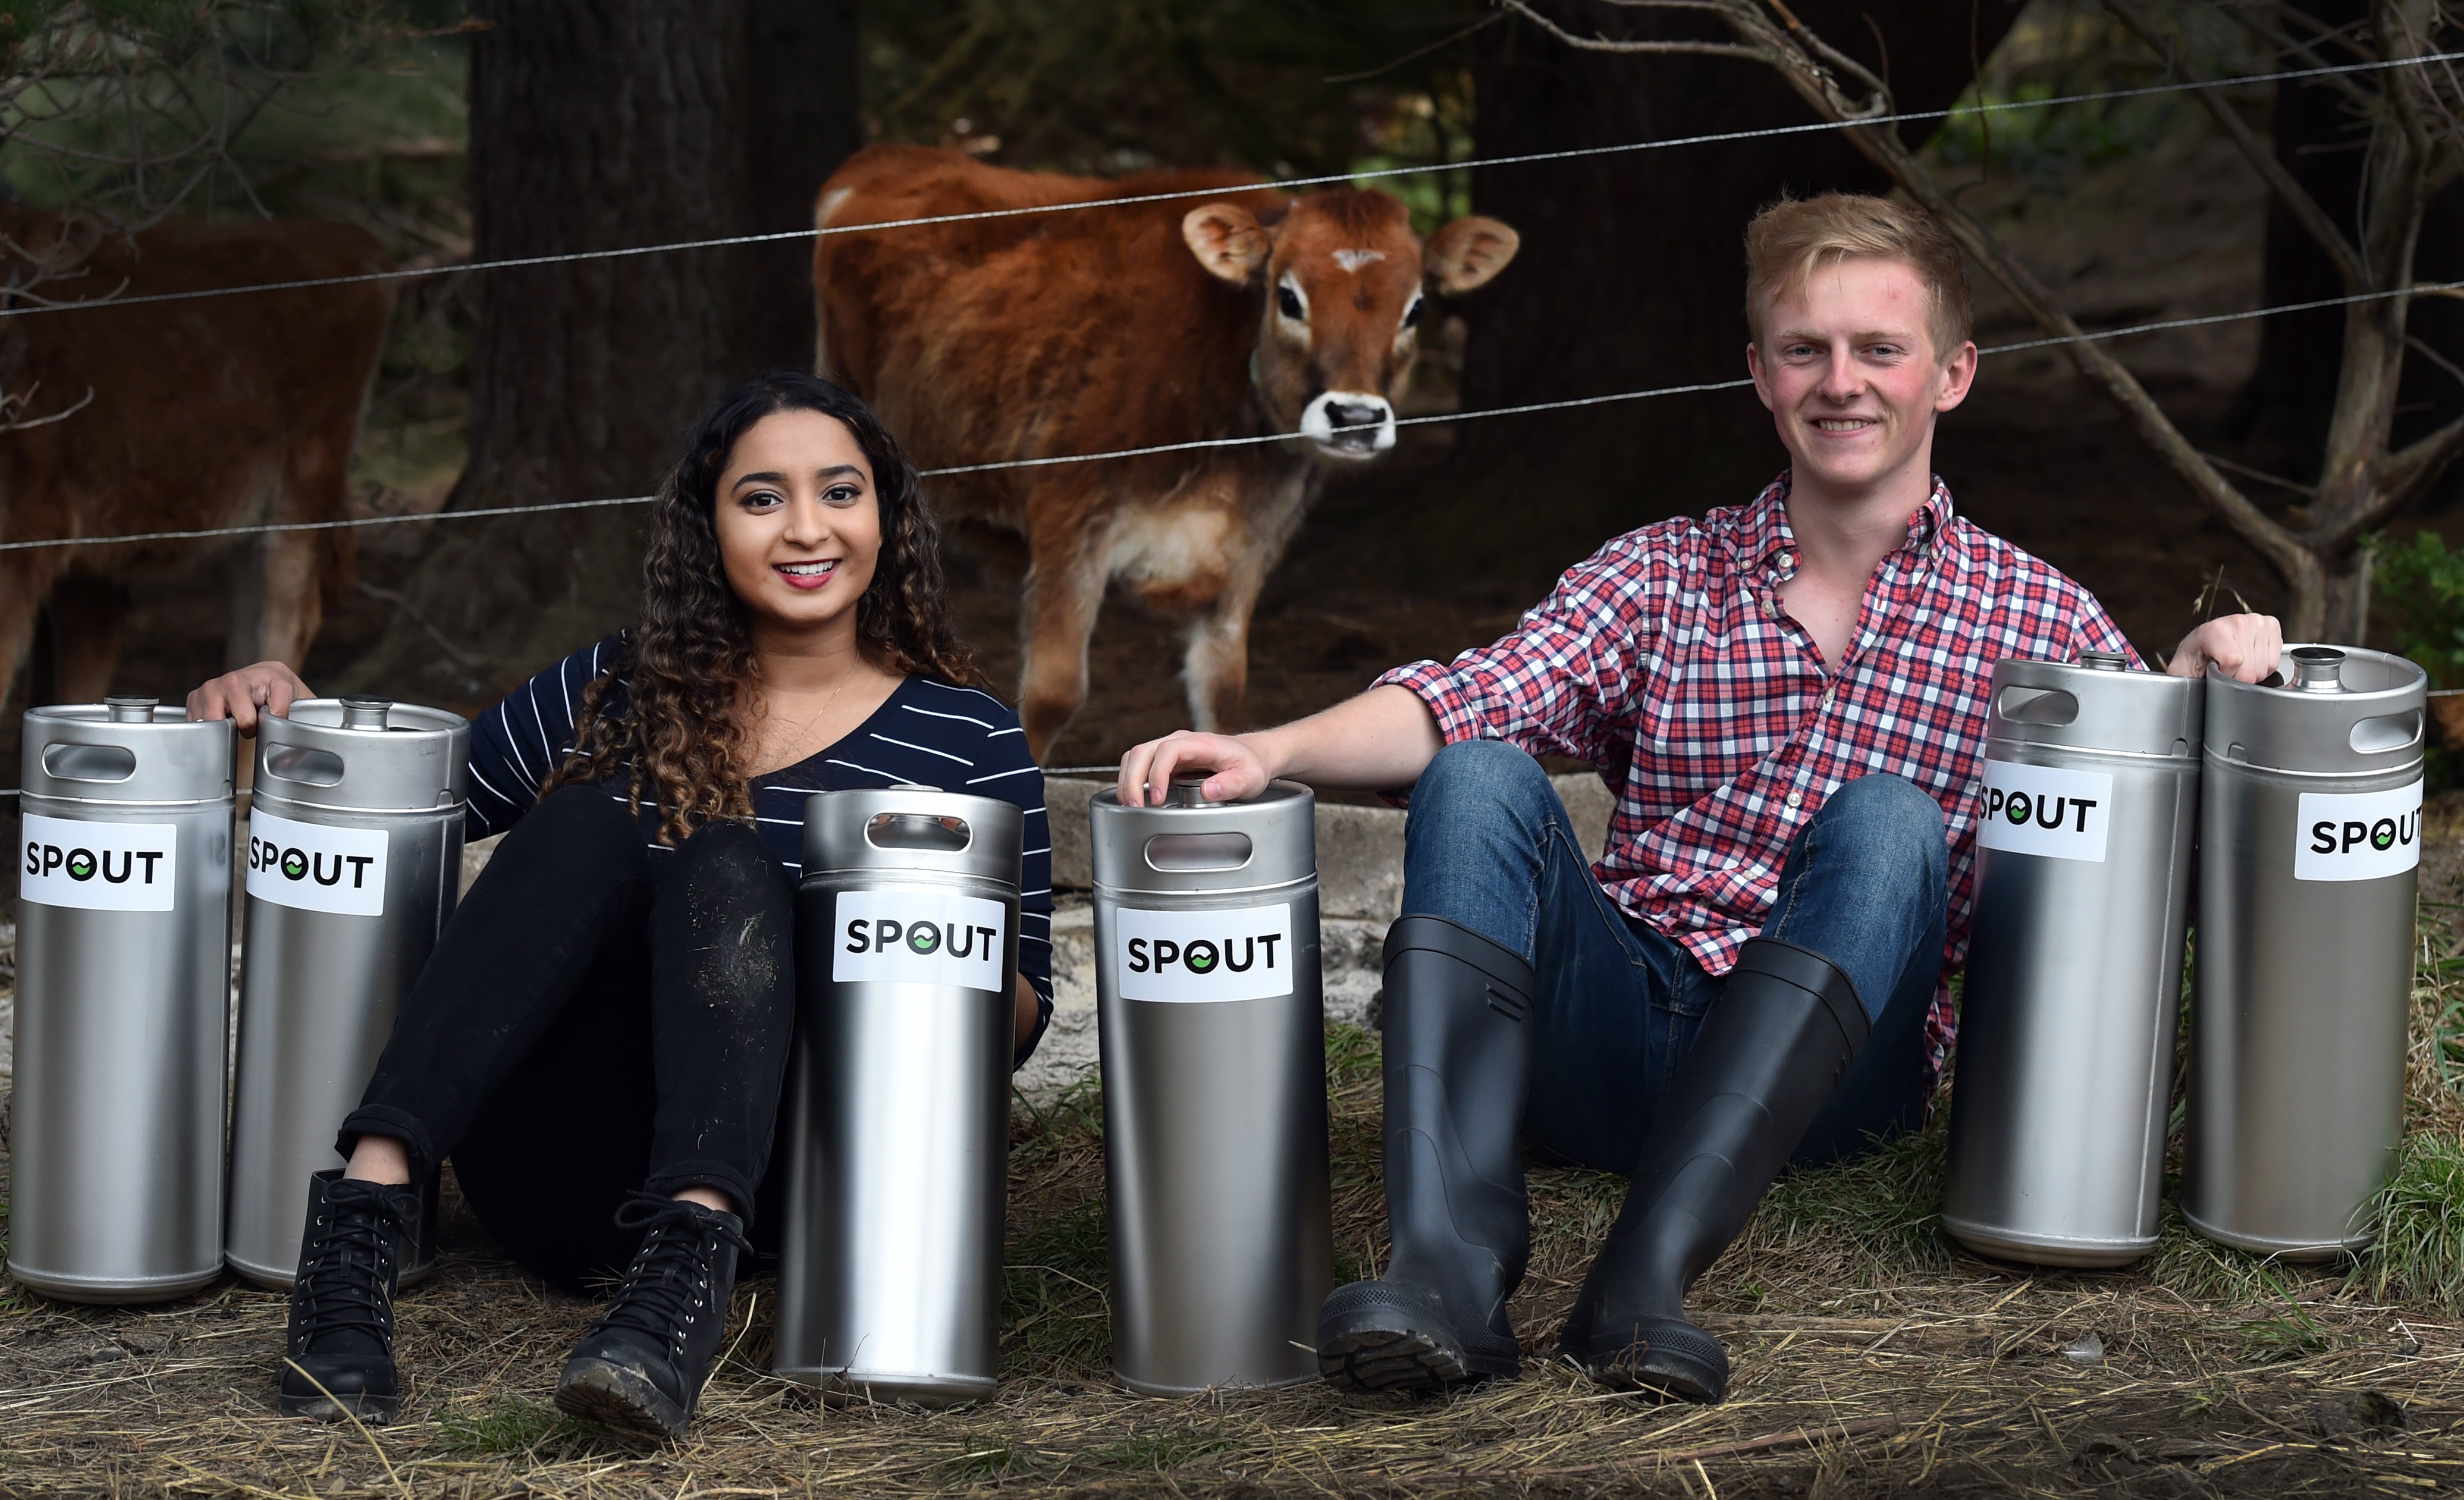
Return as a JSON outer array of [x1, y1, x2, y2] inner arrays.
[[1116, 194, 2283, 1403]]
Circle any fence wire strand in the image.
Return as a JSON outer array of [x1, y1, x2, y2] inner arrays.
[[4, 276, 2457, 555], [0, 48, 2456, 323]]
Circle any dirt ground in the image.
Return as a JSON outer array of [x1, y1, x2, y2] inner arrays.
[[0, 905, 2459, 1498]]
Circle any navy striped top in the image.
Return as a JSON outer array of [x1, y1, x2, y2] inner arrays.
[[461, 633, 1054, 1062]]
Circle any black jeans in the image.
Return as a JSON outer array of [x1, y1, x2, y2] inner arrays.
[[340, 786, 797, 1291]]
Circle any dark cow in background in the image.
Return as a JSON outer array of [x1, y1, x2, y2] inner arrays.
[[0, 209, 393, 710], [813, 145, 1518, 755]]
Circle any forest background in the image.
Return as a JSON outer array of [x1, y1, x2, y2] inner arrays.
[[9, 0, 2460, 773]]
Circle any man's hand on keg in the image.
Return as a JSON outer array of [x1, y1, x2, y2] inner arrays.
[[2166, 614, 2284, 684], [1115, 686, 1446, 804], [1118, 730, 1274, 808], [186, 661, 312, 736]]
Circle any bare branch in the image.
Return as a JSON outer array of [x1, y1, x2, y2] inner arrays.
[[2377, 408, 2464, 518], [0, 382, 97, 431], [2409, 332, 2464, 391], [2104, 0, 2370, 290], [1496, 1, 1772, 61]]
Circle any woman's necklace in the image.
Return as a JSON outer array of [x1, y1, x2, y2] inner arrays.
[[762, 673, 853, 769]]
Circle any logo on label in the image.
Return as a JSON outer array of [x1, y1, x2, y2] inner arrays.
[[2295, 780, 2424, 883], [1973, 759, 2113, 863], [833, 890, 1008, 992], [246, 809, 390, 918], [20, 813, 178, 912], [1115, 902, 1296, 1003]]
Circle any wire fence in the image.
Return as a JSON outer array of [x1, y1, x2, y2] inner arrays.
[[0, 48, 2454, 325], [3, 276, 2456, 556], [1, 34, 2460, 803]]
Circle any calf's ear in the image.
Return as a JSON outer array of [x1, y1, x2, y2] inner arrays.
[[1424, 215, 1520, 294], [1183, 203, 1270, 284]]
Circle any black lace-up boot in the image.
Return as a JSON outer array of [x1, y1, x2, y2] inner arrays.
[[1558, 938, 1869, 1403], [554, 1194, 752, 1439], [1317, 915, 1534, 1394], [280, 1169, 422, 1422]]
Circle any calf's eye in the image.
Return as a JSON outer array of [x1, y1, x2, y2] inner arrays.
[[1276, 285, 1305, 320], [1402, 295, 1424, 328]]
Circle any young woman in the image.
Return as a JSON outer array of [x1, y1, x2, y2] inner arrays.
[[189, 372, 1053, 1439]]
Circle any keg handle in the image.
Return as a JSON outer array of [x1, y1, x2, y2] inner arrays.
[[865, 811, 972, 852], [1995, 685, 2078, 726], [2350, 711, 2424, 755], [1144, 831, 1254, 873], [262, 745, 346, 787], [40, 742, 137, 782]]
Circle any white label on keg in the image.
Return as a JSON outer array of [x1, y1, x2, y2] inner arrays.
[[833, 890, 1008, 992], [246, 809, 389, 917], [19, 813, 178, 911], [1115, 903, 1295, 1003], [2295, 780, 2424, 882], [1973, 760, 2113, 862]]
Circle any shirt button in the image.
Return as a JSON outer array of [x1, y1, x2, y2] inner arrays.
[[1785, 790, 1803, 809]]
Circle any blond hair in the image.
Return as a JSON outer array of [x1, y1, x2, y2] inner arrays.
[[1743, 193, 1971, 361]]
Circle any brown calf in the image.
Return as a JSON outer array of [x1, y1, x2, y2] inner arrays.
[[812, 145, 1517, 756], [0, 210, 393, 710]]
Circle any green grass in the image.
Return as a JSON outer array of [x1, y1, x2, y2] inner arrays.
[[1000, 1197, 1110, 1374], [1093, 1427, 1242, 1470], [2354, 1131, 2464, 1311], [944, 1435, 1034, 1481], [1753, 1113, 1957, 1276], [433, 1397, 591, 1457], [1323, 1022, 1380, 1088]]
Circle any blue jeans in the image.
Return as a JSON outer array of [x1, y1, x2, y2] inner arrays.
[[1399, 740, 1948, 1173]]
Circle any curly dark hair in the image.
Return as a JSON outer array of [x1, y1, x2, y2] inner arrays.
[[544, 371, 977, 844]]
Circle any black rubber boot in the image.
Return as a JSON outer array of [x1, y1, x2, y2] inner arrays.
[[1557, 938, 1869, 1402], [555, 1194, 751, 1440], [280, 1169, 421, 1423], [1319, 915, 1533, 1394]]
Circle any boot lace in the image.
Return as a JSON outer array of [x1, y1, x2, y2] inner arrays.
[[586, 1193, 753, 1360], [291, 1191, 403, 1352]]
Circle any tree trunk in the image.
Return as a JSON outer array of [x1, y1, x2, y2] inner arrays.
[[744, 0, 863, 375], [1378, 0, 2021, 592], [344, 0, 861, 707], [2236, 0, 2464, 507]]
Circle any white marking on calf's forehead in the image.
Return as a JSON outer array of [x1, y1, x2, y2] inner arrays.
[[1331, 249, 1388, 273], [817, 187, 855, 226]]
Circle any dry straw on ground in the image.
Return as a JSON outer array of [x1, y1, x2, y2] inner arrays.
[[2, 887, 2461, 1496]]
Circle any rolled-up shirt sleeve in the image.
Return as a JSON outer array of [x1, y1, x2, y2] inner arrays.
[[1374, 533, 1662, 768]]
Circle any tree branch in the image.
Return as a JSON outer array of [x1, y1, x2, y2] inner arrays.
[[2376, 407, 2464, 517], [1708, 11, 2321, 611], [2104, 0, 2370, 290], [1497, 0, 1771, 61]]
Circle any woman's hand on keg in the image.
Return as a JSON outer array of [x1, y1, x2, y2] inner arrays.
[[2166, 614, 2284, 684], [1117, 730, 1273, 807], [186, 661, 312, 735]]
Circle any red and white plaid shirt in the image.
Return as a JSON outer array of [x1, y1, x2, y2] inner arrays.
[[1380, 473, 2138, 1071]]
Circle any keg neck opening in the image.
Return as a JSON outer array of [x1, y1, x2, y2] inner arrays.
[[104, 695, 158, 723], [2079, 651, 2129, 673], [339, 694, 394, 731], [2290, 647, 2347, 693]]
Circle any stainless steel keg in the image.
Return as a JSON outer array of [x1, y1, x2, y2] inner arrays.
[[10, 698, 235, 1303], [774, 788, 1022, 1405], [225, 696, 469, 1288], [2188, 644, 2427, 1258], [1942, 652, 2202, 1266], [1091, 774, 1332, 1394]]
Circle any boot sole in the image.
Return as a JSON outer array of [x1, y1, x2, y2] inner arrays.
[[1317, 1294, 1520, 1395], [278, 1388, 398, 1424], [555, 1358, 688, 1440], [1564, 1317, 1729, 1404]]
